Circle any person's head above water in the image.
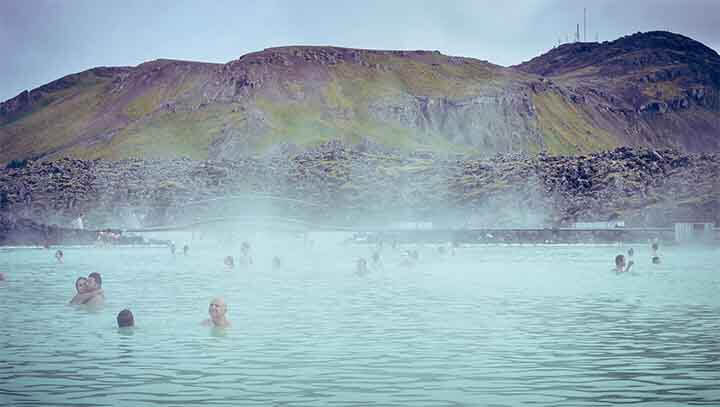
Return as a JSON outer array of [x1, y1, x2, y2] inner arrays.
[[615, 254, 626, 269], [87, 272, 102, 290], [651, 242, 659, 251], [356, 258, 368, 274], [75, 277, 88, 293], [117, 309, 134, 328], [207, 297, 230, 327], [628, 248, 634, 257], [272, 256, 281, 269], [224, 256, 234, 268]]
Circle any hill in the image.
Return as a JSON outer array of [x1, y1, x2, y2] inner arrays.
[[1, 146, 717, 234], [516, 31, 720, 152], [1, 31, 719, 164]]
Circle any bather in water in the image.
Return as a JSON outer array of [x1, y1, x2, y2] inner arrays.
[[651, 242, 661, 264], [69, 274, 104, 305], [400, 250, 418, 268], [203, 298, 231, 328], [370, 251, 383, 271], [356, 258, 369, 275], [117, 309, 135, 328], [84, 273, 105, 305], [224, 256, 235, 270], [70, 277, 88, 304], [239, 241, 253, 267], [613, 254, 634, 273]]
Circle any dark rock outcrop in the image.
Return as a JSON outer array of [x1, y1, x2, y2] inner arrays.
[[1, 146, 717, 239]]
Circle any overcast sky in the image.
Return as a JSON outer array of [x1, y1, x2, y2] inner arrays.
[[1, 0, 719, 101]]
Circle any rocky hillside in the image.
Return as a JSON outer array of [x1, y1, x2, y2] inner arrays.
[[516, 31, 720, 152], [1, 31, 719, 164], [1, 144, 718, 233]]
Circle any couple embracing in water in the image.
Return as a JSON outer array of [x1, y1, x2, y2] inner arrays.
[[70, 272, 104, 305]]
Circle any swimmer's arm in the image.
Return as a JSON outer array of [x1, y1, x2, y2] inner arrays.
[[70, 289, 104, 304], [69, 290, 98, 304], [83, 292, 104, 306], [626, 261, 634, 272]]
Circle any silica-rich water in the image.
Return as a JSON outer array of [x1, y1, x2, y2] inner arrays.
[[1, 239, 719, 406]]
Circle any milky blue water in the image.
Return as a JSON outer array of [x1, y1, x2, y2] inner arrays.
[[1, 236, 719, 406]]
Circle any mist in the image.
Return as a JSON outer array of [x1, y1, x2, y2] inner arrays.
[[2, 2, 720, 405]]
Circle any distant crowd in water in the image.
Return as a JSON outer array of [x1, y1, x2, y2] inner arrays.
[[614, 239, 663, 273], [0, 235, 669, 329]]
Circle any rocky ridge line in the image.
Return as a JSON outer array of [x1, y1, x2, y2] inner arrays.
[[0, 145, 717, 237]]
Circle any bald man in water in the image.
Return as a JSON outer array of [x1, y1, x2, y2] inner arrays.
[[202, 298, 231, 328]]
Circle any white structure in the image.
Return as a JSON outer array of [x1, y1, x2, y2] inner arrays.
[[72, 217, 84, 230], [571, 221, 625, 229], [388, 221, 433, 230], [674, 222, 714, 243]]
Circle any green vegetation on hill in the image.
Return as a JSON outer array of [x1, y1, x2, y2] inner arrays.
[[71, 105, 244, 160], [2, 31, 720, 163], [0, 73, 112, 161], [534, 92, 619, 154]]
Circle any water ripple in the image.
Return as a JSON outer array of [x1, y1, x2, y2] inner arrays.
[[0, 244, 718, 406]]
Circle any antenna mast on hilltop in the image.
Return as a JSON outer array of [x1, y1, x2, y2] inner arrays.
[[556, 8, 597, 47], [576, 24, 580, 42]]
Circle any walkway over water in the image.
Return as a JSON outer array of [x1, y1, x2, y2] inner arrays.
[[4, 193, 715, 245], [121, 215, 710, 245]]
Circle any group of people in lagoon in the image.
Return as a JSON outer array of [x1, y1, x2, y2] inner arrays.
[[57, 237, 426, 328], [2, 234, 669, 330], [223, 241, 254, 270], [614, 240, 663, 273], [61, 242, 241, 329], [169, 242, 190, 256]]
